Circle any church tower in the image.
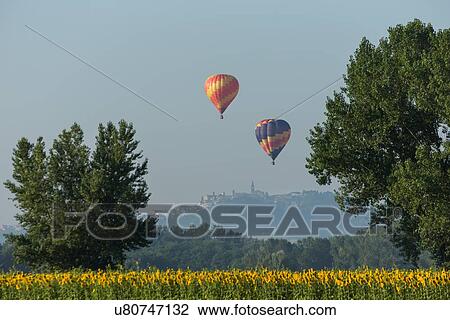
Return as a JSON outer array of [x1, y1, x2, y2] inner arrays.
[[251, 180, 255, 194]]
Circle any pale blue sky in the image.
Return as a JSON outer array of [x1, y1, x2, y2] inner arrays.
[[0, 0, 449, 224]]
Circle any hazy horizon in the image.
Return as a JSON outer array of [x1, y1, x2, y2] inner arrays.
[[1, 0, 449, 224]]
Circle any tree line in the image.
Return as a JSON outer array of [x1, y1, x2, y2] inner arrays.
[[1, 229, 433, 272]]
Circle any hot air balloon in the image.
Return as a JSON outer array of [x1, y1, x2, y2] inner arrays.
[[255, 119, 291, 165], [204, 74, 239, 119]]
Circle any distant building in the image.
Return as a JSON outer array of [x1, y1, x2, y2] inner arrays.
[[198, 185, 370, 238], [200, 181, 306, 208]]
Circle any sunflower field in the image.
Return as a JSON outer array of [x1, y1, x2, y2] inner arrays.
[[0, 269, 449, 299]]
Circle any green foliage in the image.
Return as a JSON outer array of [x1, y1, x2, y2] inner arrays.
[[329, 234, 433, 269], [296, 237, 333, 269], [0, 228, 428, 271], [0, 243, 13, 272], [390, 145, 450, 267], [126, 229, 418, 270], [4, 120, 153, 270], [306, 20, 450, 266], [0, 240, 28, 272]]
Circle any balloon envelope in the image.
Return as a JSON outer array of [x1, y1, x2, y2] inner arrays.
[[205, 74, 239, 118], [255, 119, 291, 163]]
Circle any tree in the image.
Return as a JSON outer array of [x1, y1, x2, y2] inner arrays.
[[4, 120, 154, 270], [390, 145, 450, 267], [296, 238, 333, 269], [4, 137, 51, 270], [0, 240, 27, 272], [306, 20, 450, 266], [329, 234, 414, 269], [0, 243, 12, 271]]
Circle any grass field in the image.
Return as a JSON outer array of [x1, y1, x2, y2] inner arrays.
[[1, 269, 449, 299]]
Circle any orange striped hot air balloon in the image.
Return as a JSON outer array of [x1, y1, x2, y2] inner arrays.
[[204, 74, 239, 119]]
